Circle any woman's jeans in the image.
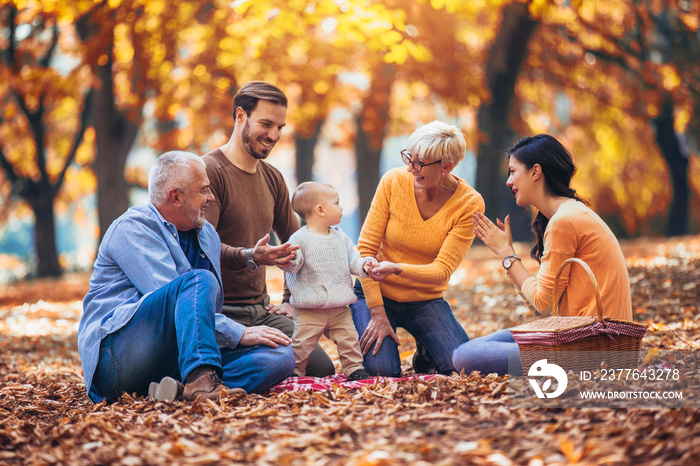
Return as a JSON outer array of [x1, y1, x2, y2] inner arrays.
[[349, 280, 469, 377], [92, 270, 294, 402], [452, 329, 523, 376]]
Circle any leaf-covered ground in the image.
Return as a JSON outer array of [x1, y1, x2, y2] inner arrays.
[[1, 237, 699, 465]]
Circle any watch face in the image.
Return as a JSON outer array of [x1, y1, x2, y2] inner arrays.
[[503, 258, 512, 269], [246, 259, 258, 270]]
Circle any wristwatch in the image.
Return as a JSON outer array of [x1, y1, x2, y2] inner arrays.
[[245, 248, 259, 270], [502, 254, 521, 270]]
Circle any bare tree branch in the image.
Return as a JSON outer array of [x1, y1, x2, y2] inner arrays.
[[7, 5, 17, 69], [0, 141, 20, 187], [54, 89, 94, 192], [38, 23, 60, 68]]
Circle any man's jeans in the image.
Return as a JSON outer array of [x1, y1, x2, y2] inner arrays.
[[92, 270, 294, 402], [451, 329, 523, 376], [349, 280, 469, 377]]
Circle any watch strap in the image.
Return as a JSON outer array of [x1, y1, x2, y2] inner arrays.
[[245, 248, 258, 269], [502, 254, 521, 270]]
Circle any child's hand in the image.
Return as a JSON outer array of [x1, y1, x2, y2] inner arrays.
[[363, 258, 379, 275], [275, 244, 300, 269], [265, 301, 294, 318], [368, 261, 401, 281]]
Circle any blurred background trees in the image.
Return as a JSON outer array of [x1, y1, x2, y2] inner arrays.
[[0, 5, 93, 277], [1, 0, 698, 280]]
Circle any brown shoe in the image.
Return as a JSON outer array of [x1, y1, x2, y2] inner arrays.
[[149, 376, 184, 401], [183, 371, 244, 401]]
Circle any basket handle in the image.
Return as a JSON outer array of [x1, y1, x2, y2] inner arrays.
[[552, 257, 604, 321]]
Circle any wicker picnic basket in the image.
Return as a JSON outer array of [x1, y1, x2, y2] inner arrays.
[[510, 258, 647, 373]]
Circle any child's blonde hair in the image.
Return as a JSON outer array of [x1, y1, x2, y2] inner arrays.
[[291, 182, 335, 221]]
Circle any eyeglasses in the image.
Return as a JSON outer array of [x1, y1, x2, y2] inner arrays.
[[400, 149, 442, 172]]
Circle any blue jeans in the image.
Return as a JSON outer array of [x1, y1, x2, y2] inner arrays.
[[349, 280, 469, 377], [92, 270, 294, 402], [451, 329, 523, 376]]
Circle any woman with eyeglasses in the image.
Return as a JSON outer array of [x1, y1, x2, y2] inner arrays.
[[350, 120, 485, 377]]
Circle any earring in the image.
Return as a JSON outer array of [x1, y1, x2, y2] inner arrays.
[[442, 172, 445, 176]]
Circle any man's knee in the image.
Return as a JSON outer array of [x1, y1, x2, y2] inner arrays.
[[185, 269, 218, 289], [180, 269, 220, 303], [256, 345, 295, 379]]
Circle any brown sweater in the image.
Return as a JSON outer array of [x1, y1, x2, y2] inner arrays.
[[202, 148, 299, 306]]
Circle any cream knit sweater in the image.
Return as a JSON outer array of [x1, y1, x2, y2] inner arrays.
[[286, 226, 374, 310]]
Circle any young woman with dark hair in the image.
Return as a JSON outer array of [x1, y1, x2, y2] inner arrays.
[[452, 134, 633, 376]]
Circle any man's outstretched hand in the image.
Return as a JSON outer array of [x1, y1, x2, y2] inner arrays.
[[252, 234, 299, 269]]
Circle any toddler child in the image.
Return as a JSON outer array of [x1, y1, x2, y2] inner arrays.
[[286, 182, 378, 381]]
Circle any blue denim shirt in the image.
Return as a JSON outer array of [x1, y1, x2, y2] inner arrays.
[[78, 203, 245, 398]]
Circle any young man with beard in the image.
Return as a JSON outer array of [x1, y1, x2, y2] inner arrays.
[[79, 151, 295, 404], [202, 82, 335, 376]]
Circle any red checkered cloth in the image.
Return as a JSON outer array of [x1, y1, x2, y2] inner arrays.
[[267, 373, 439, 393], [511, 321, 647, 346]]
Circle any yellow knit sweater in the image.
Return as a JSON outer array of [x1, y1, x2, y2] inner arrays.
[[358, 168, 485, 309]]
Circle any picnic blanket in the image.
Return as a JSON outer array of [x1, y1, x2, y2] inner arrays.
[[268, 373, 439, 393]]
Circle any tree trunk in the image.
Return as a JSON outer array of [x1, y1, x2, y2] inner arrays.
[[29, 187, 61, 278], [653, 95, 689, 236], [355, 63, 396, 224], [77, 5, 141, 242], [294, 119, 324, 184], [92, 45, 141, 241], [476, 3, 538, 227]]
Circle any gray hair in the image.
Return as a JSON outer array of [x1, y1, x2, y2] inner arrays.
[[406, 121, 467, 167], [148, 151, 206, 206]]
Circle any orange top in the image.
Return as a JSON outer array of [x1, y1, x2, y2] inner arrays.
[[358, 168, 484, 309], [516, 199, 632, 321]]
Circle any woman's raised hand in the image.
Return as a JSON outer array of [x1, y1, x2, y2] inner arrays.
[[472, 212, 514, 258]]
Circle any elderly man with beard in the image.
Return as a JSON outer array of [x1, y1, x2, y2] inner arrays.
[[202, 81, 335, 377], [79, 151, 294, 404]]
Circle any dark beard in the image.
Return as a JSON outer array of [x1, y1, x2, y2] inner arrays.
[[241, 119, 271, 160]]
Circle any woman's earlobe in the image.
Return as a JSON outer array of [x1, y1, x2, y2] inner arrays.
[[531, 164, 543, 180]]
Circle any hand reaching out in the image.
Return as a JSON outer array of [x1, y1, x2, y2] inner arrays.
[[252, 234, 300, 269], [362, 258, 379, 275], [472, 212, 514, 258], [366, 261, 402, 281]]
